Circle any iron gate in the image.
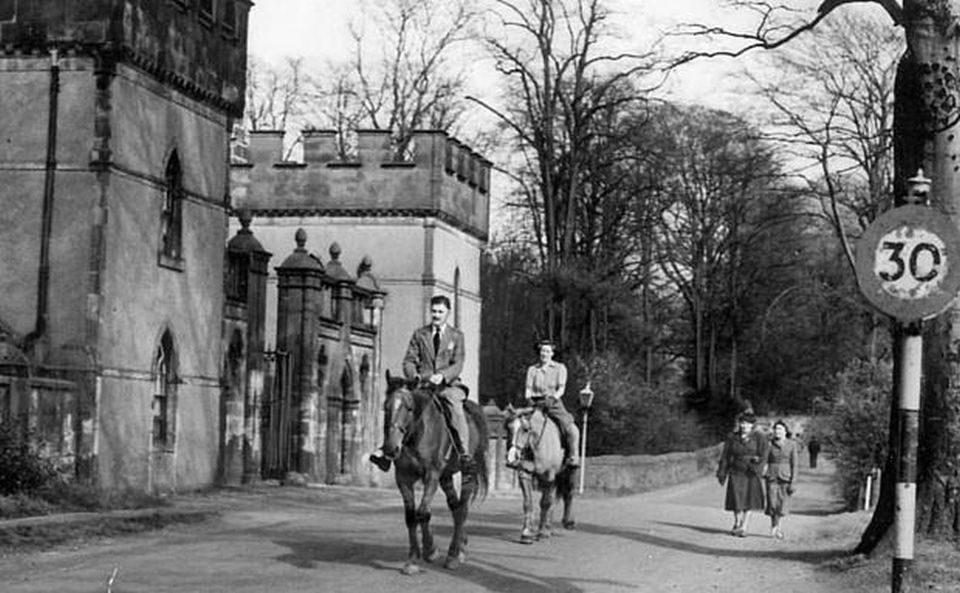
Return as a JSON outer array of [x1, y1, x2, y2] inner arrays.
[[261, 350, 294, 479]]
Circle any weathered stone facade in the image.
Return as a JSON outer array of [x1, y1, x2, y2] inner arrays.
[[230, 129, 491, 399], [269, 228, 387, 486], [0, 0, 252, 492], [0, 2, 476, 493]]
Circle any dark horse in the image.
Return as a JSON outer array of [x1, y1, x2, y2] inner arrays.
[[381, 372, 489, 573], [504, 405, 576, 543]]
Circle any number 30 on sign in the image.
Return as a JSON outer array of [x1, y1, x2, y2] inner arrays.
[[856, 205, 960, 321]]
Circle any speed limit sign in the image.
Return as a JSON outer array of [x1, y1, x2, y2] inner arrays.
[[856, 205, 960, 321]]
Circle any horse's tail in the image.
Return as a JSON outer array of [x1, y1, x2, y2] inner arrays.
[[465, 400, 490, 502]]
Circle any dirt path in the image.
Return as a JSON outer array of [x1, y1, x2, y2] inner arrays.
[[0, 460, 874, 592]]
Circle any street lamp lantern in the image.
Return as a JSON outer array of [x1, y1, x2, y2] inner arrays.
[[578, 382, 594, 494], [906, 168, 931, 204], [578, 383, 595, 409]]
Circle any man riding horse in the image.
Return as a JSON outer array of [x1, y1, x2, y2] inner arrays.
[[520, 340, 580, 468], [370, 295, 472, 471]]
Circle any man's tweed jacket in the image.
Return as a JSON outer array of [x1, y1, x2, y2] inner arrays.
[[402, 324, 465, 388]]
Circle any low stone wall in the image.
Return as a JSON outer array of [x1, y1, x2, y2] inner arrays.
[[581, 443, 723, 496]]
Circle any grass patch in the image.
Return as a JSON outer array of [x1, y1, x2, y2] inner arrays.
[[0, 510, 215, 554], [824, 537, 960, 591], [0, 482, 168, 520]]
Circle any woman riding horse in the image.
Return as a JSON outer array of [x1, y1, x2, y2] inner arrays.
[[504, 404, 576, 543]]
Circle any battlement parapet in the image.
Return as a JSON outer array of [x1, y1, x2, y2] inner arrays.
[[0, 0, 251, 117], [232, 128, 491, 240], [240, 129, 491, 193]]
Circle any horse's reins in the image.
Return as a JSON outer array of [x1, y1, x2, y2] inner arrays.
[[512, 403, 549, 455], [392, 386, 465, 458], [385, 393, 413, 458]]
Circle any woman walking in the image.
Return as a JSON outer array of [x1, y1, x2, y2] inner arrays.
[[716, 412, 767, 537], [764, 420, 799, 539]]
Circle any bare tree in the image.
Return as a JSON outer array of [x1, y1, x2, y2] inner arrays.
[[328, 0, 477, 156], [244, 0, 475, 160], [651, 105, 785, 399], [245, 56, 308, 133], [750, 9, 902, 274], [671, 0, 960, 551], [469, 0, 658, 345]]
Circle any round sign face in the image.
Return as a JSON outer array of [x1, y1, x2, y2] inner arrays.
[[857, 205, 960, 321]]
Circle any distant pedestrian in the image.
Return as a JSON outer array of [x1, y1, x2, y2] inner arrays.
[[807, 436, 821, 469], [764, 420, 799, 540], [716, 411, 767, 537]]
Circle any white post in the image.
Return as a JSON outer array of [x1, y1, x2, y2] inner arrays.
[[864, 474, 873, 512], [892, 325, 922, 593], [577, 383, 594, 495]]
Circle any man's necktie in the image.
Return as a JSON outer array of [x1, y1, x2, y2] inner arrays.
[[433, 328, 441, 356]]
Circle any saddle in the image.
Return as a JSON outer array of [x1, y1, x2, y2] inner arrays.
[[510, 406, 569, 458], [418, 383, 472, 465]]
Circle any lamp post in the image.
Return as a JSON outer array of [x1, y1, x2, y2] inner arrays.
[[578, 383, 595, 494]]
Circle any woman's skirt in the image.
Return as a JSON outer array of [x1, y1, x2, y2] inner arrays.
[[765, 479, 791, 517], [724, 471, 765, 511]]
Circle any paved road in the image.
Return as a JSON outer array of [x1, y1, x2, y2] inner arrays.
[[0, 460, 872, 593]]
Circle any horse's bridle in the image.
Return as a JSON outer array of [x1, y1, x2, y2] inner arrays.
[[384, 389, 415, 457], [507, 410, 546, 463]]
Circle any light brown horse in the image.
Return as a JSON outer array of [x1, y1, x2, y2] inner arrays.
[[381, 373, 489, 573], [504, 405, 576, 543]]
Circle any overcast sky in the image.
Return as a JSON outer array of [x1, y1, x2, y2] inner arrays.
[[245, 0, 767, 112]]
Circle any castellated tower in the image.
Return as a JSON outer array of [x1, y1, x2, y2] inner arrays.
[[231, 129, 491, 398], [0, 1, 251, 491]]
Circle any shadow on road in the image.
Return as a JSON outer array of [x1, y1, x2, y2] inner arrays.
[[271, 530, 626, 593], [573, 521, 850, 564]]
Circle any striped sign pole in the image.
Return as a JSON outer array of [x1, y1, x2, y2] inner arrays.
[[892, 323, 922, 593], [854, 171, 960, 592]]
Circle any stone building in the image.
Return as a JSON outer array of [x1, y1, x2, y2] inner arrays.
[[223, 214, 388, 487], [230, 129, 491, 398], [0, 2, 479, 493], [0, 0, 253, 491]]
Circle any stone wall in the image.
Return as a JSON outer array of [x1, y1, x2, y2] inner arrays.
[[481, 407, 721, 496], [580, 444, 724, 496]]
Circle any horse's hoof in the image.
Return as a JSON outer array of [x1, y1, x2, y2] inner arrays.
[[402, 562, 422, 576], [424, 547, 440, 564], [537, 530, 552, 540], [443, 555, 462, 570], [519, 536, 535, 545], [563, 519, 576, 530]]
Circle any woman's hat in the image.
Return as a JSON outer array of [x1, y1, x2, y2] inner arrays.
[[737, 411, 756, 423]]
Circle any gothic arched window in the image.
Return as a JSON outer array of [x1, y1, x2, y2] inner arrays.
[[199, 0, 214, 25], [223, 0, 237, 35], [160, 151, 184, 264], [153, 330, 178, 448]]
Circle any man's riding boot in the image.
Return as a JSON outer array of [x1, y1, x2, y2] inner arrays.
[[451, 430, 472, 471], [450, 405, 470, 453], [369, 451, 392, 472]]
